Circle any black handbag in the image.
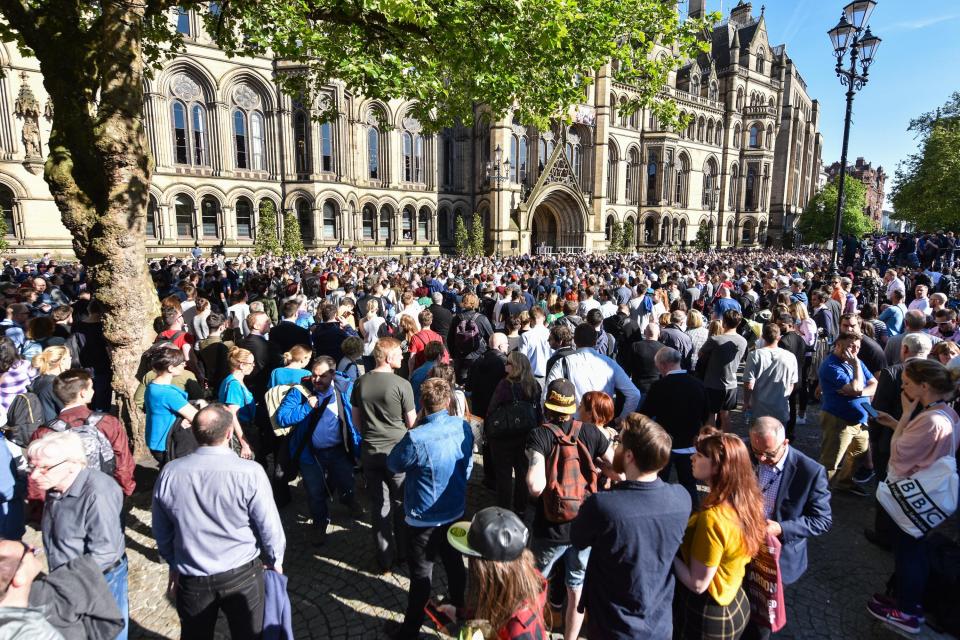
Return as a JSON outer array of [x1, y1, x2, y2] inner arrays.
[[486, 383, 538, 439]]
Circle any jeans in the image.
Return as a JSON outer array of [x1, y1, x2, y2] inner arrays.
[[177, 560, 265, 640], [396, 523, 467, 639], [104, 556, 128, 640], [819, 412, 869, 489], [894, 527, 928, 615], [659, 451, 698, 511], [487, 435, 529, 515], [300, 445, 356, 532], [361, 451, 406, 570], [532, 540, 590, 589]]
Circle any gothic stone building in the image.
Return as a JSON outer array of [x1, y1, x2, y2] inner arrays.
[[826, 156, 887, 228], [0, 0, 822, 257]]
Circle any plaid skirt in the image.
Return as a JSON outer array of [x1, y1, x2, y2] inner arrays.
[[673, 581, 750, 640]]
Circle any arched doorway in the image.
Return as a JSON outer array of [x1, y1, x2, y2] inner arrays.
[[525, 185, 588, 253]]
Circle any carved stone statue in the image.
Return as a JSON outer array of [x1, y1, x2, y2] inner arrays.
[[22, 119, 41, 158]]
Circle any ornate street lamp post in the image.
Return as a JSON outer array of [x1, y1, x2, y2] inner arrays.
[[827, 0, 881, 274], [486, 144, 510, 253]]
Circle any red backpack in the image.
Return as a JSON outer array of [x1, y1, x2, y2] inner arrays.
[[543, 421, 598, 523]]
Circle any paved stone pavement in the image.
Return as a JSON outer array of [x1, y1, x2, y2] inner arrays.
[[22, 402, 956, 639]]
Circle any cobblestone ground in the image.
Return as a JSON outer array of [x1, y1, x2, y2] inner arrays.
[[22, 402, 956, 639]]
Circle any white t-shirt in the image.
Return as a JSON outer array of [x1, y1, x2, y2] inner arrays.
[[744, 348, 798, 423]]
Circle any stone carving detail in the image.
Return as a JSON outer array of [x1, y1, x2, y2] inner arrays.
[[233, 85, 260, 110], [14, 72, 43, 166], [402, 117, 422, 133], [511, 123, 526, 137], [43, 98, 53, 120], [171, 73, 202, 102], [366, 110, 380, 126]]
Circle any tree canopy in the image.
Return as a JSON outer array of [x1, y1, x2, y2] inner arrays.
[[891, 92, 960, 231], [797, 175, 873, 244]]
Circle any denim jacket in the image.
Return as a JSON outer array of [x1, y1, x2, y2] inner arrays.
[[387, 409, 474, 527]]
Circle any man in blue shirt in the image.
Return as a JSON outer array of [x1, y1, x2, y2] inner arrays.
[[711, 286, 741, 320], [276, 355, 360, 546], [817, 331, 877, 494], [153, 404, 285, 640], [878, 289, 907, 337], [385, 378, 473, 640]]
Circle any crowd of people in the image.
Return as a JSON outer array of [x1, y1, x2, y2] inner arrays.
[[0, 233, 958, 639]]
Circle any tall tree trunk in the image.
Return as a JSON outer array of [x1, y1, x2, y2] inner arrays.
[[28, 0, 157, 456]]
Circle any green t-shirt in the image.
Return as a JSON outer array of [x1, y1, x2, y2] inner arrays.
[[351, 371, 415, 455]]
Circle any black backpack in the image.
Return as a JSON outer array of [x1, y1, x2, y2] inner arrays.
[[486, 384, 538, 439], [5, 391, 45, 446], [452, 313, 482, 357]]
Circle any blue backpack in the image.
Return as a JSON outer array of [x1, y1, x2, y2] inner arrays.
[[333, 371, 362, 456]]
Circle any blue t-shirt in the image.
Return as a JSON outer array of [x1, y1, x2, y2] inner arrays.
[[219, 374, 256, 424], [145, 383, 189, 452], [713, 297, 742, 318], [818, 353, 875, 424], [269, 367, 308, 389]]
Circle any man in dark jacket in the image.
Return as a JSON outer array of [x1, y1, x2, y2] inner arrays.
[[657, 310, 694, 370], [638, 346, 708, 506], [466, 333, 508, 420], [269, 300, 311, 360], [311, 302, 354, 362], [622, 323, 663, 393], [570, 414, 689, 640], [447, 293, 494, 385], [743, 417, 832, 640], [427, 292, 453, 341], [237, 312, 273, 462]]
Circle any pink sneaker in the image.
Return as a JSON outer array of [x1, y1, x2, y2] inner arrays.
[[867, 599, 922, 634]]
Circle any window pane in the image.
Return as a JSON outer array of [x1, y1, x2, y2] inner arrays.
[[379, 210, 390, 241], [294, 112, 309, 174], [518, 137, 527, 183], [233, 111, 247, 169], [323, 202, 337, 240], [146, 197, 157, 238], [321, 122, 333, 172], [297, 199, 313, 239], [362, 206, 374, 240], [415, 135, 424, 183], [176, 7, 191, 35], [0, 187, 14, 237], [201, 197, 219, 237], [175, 196, 194, 238], [368, 128, 379, 179], [402, 133, 412, 182], [191, 104, 205, 165], [235, 199, 252, 238], [439, 210, 449, 240], [173, 102, 188, 164], [250, 112, 265, 171], [402, 208, 412, 241], [418, 210, 428, 241]]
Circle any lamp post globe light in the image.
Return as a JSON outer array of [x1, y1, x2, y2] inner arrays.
[[485, 144, 510, 254], [827, 0, 881, 275]]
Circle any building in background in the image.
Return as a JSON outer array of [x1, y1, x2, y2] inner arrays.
[[0, 0, 822, 256], [826, 156, 887, 227]]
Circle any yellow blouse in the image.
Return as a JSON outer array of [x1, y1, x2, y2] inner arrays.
[[679, 504, 752, 606]]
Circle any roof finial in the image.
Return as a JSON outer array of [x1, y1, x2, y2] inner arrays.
[[761, 4, 766, 16]]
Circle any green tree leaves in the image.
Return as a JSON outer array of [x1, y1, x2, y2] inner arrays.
[[608, 221, 623, 252], [282, 208, 304, 256], [797, 175, 873, 244], [470, 211, 485, 257], [254, 199, 281, 255], [891, 92, 960, 231], [454, 213, 469, 256]]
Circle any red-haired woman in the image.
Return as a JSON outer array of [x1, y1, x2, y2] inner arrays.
[[672, 429, 766, 639]]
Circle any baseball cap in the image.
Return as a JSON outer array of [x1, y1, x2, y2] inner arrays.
[[447, 507, 529, 562], [544, 379, 576, 415]]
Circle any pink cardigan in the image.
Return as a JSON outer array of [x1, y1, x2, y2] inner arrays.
[[889, 405, 959, 479]]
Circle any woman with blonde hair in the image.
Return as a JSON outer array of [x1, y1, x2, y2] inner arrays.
[[686, 310, 709, 370], [931, 340, 960, 366], [358, 297, 385, 361], [216, 346, 255, 458], [485, 351, 541, 515], [269, 344, 312, 387], [30, 346, 71, 421], [673, 429, 766, 639]]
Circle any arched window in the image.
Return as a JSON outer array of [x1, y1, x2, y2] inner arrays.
[[709, 81, 719, 101], [745, 165, 757, 210], [726, 220, 734, 243], [702, 158, 718, 208], [362, 204, 375, 240], [293, 109, 310, 174], [686, 119, 695, 139], [742, 219, 754, 243], [565, 127, 583, 185], [231, 85, 267, 171], [323, 201, 338, 240], [401, 207, 414, 241], [418, 207, 430, 242], [728, 164, 739, 208], [441, 129, 456, 187], [618, 98, 628, 128], [607, 146, 618, 203], [766, 124, 774, 150], [296, 198, 313, 240], [706, 120, 714, 145], [626, 148, 640, 205], [736, 88, 744, 111], [176, 7, 191, 35], [646, 150, 658, 206], [320, 121, 334, 173], [235, 197, 253, 238], [758, 221, 768, 244], [0, 186, 14, 239], [734, 124, 742, 149], [609, 93, 617, 123], [629, 110, 639, 130], [647, 110, 657, 131], [200, 196, 220, 238], [174, 194, 194, 238], [438, 207, 450, 240], [749, 124, 761, 148], [401, 118, 425, 184], [715, 124, 723, 146], [379, 206, 392, 243], [697, 117, 705, 142], [690, 76, 700, 96], [644, 217, 655, 244], [367, 126, 380, 180], [755, 48, 766, 74], [674, 154, 689, 207], [518, 136, 528, 184], [678, 220, 687, 244], [146, 195, 158, 239], [605, 216, 614, 241], [169, 74, 208, 166]]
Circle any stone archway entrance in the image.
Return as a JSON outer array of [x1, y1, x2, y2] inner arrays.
[[525, 186, 588, 254]]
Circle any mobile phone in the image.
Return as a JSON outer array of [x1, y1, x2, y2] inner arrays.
[[858, 399, 879, 419]]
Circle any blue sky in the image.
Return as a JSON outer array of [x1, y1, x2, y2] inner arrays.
[[690, 1, 959, 208]]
